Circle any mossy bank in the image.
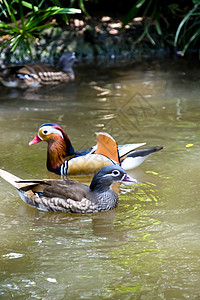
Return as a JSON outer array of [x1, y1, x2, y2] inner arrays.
[[0, 17, 171, 67]]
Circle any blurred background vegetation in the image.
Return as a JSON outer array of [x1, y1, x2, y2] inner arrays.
[[0, 0, 199, 60]]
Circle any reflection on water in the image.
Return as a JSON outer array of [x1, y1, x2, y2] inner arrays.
[[0, 57, 200, 299]]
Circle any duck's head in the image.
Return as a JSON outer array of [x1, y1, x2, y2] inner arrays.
[[29, 123, 75, 155], [57, 51, 77, 73], [90, 165, 136, 192]]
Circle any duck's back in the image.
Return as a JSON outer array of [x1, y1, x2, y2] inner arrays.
[[19, 63, 74, 85], [0, 51, 76, 88]]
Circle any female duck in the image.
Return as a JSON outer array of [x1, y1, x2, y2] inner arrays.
[[0, 51, 77, 88], [0, 165, 135, 213]]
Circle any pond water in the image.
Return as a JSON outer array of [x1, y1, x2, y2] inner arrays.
[[0, 56, 200, 299]]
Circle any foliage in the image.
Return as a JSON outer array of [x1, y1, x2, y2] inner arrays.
[[0, 0, 81, 58], [174, 1, 200, 56], [0, 0, 199, 59], [70, 0, 91, 17], [120, 0, 199, 55], [121, 0, 185, 46]]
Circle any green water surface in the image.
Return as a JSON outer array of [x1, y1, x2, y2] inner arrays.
[[0, 57, 199, 299]]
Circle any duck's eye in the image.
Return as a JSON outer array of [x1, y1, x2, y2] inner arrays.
[[112, 170, 120, 176], [42, 129, 49, 135]]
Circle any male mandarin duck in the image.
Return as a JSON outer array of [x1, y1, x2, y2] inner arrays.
[[0, 165, 136, 213], [29, 123, 163, 176], [0, 51, 76, 88]]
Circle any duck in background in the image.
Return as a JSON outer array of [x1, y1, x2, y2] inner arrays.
[[29, 123, 163, 176], [0, 51, 77, 88], [0, 165, 136, 213]]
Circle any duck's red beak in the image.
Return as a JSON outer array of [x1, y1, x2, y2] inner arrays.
[[29, 135, 42, 146]]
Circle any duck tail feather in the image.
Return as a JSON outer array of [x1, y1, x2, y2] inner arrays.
[[0, 169, 22, 189], [127, 146, 163, 158]]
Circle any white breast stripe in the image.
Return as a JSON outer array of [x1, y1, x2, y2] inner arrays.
[[60, 160, 68, 176], [64, 160, 68, 176], [60, 164, 64, 176]]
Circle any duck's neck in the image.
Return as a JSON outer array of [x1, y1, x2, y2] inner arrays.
[[47, 136, 75, 174], [93, 189, 119, 211], [90, 182, 110, 193]]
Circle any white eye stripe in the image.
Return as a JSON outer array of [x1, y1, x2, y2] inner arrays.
[[103, 173, 111, 177], [103, 170, 121, 177], [38, 126, 64, 139]]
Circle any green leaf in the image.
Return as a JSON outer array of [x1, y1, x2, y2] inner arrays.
[[0, 0, 81, 58], [155, 20, 162, 35], [181, 27, 200, 55], [0, 3, 8, 18], [3, 0, 18, 28], [0, 23, 21, 34], [45, 7, 81, 14], [28, 23, 57, 33], [50, 0, 62, 6], [192, 0, 200, 4], [0, 22, 14, 29], [19, 0, 25, 30], [21, 1, 39, 12], [122, 0, 146, 29], [174, 4, 199, 46], [78, 0, 90, 17]]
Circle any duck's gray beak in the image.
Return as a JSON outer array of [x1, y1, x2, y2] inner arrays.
[[122, 173, 137, 183]]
